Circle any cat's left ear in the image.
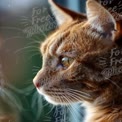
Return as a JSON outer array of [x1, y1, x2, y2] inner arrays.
[[86, 0, 116, 41], [48, 0, 86, 26]]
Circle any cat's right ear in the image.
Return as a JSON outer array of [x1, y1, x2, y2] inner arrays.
[[48, 0, 86, 26]]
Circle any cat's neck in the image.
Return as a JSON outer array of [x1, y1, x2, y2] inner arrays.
[[83, 84, 122, 122], [84, 101, 122, 122]]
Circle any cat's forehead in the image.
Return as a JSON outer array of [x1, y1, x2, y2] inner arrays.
[[40, 20, 103, 57]]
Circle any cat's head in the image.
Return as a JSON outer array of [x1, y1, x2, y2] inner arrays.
[[33, 0, 122, 105]]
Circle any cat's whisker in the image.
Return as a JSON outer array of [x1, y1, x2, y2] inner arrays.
[[28, 52, 40, 60], [66, 92, 83, 102], [27, 49, 40, 53], [56, 89, 71, 105], [62, 95, 73, 114], [33, 66, 41, 69], [26, 40, 41, 46], [68, 105, 80, 120], [43, 101, 50, 108], [32, 69, 40, 74], [69, 103, 81, 116], [46, 104, 55, 115], [32, 68, 40, 71], [32, 70, 39, 73], [67, 91, 90, 100], [15, 46, 40, 54], [63, 95, 79, 121], [32, 66, 41, 74], [50, 88, 89, 101], [66, 88, 90, 97], [57, 91, 64, 104], [63, 95, 71, 105], [22, 79, 34, 85]]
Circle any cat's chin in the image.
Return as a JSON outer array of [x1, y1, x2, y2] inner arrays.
[[44, 95, 72, 106], [44, 96, 62, 105]]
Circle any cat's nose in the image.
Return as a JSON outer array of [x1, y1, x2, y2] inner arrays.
[[34, 82, 41, 88], [33, 76, 41, 88], [33, 80, 41, 88], [33, 69, 45, 88]]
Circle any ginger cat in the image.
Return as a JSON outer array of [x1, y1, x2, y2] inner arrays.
[[33, 0, 122, 122]]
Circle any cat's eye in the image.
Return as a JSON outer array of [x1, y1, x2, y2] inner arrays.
[[61, 57, 74, 68]]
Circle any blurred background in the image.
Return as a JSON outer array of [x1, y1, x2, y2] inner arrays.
[[0, 0, 121, 122]]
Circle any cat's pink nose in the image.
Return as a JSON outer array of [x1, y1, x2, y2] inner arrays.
[[35, 82, 41, 88], [33, 81, 41, 88], [33, 78, 41, 88]]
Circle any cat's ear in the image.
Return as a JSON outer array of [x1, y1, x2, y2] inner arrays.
[[48, 0, 86, 26], [86, 0, 116, 41]]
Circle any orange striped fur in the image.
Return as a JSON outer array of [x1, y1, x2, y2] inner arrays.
[[33, 0, 122, 122]]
